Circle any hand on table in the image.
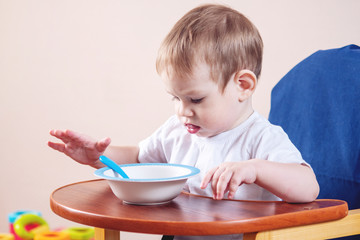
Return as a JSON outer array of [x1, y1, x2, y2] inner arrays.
[[200, 161, 257, 200]]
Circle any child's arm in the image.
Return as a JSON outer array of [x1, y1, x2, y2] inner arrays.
[[48, 129, 139, 169], [200, 159, 319, 203]]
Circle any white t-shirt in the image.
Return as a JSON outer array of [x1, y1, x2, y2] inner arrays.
[[138, 111, 308, 240]]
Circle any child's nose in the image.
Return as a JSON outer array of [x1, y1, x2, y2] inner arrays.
[[177, 101, 193, 117]]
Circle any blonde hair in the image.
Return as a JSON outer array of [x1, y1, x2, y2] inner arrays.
[[156, 4, 263, 91]]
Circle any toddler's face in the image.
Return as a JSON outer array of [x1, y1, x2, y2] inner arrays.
[[163, 62, 250, 137]]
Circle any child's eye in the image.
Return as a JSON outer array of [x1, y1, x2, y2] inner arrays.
[[190, 98, 204, 104]]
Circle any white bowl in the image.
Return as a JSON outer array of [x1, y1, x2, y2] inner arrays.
[[94, 163, 200, 205]]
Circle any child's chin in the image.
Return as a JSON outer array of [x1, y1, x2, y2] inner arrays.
[[195, 131, 214, 138]]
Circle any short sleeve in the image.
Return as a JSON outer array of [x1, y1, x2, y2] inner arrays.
[[252, 125, 309, 166]]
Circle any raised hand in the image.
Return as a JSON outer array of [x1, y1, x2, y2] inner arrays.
[[48, 129, 111, 167]]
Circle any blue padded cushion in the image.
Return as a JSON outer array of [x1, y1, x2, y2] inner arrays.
[[269, 45, 360, 210]]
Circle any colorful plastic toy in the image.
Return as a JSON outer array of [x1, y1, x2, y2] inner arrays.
[[64, 227, 94, 240], [8, 211, 42, 240], [0, 233, 15, 240], [6, 210, 94, 240], [13, 213, 49, 239], [34, 232, 70, 240]]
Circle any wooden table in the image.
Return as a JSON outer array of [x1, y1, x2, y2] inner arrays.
[[50, 179, 348, 240]]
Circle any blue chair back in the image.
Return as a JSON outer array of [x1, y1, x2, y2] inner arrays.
[[269, 45, 360, 210]]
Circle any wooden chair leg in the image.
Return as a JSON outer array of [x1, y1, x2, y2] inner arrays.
[[94, 228, 120, 240], [161, 236, 174, 240], [243, 232, 258, 240]]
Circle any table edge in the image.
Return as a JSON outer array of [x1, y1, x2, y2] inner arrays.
[[50, 179, 348, 235]]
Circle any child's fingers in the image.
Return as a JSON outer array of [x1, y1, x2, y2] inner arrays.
[[49, 129, 63, 139], [96, 137, 111, 152], [200, 167, 218, 189], [64, 129, 85, 143], [47, 141, 65, 153], [63, 129, 97, 149], [215, 171, 232, 200], [210, 167, 226, 196], [227, 175, 243, 199], [49, 129, 72, 144]]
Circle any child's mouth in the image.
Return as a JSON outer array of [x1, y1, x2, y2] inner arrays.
[[185, 124, 200, 134]]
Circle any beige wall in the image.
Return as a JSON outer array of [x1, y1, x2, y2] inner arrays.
[[0, 0, 359, 236]]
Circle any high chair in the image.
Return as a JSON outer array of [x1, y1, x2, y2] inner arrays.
[[49, 45, 357, 240], [262, 44, 360, 240]]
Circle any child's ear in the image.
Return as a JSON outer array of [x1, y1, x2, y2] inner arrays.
[[233, 70, 257, 102]]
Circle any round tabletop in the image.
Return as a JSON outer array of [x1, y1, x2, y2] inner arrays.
[[50, 179, 348, 236]]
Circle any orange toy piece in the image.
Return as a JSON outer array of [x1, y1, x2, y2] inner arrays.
[[34, 232, 70, 240], [0, 234, 14, 240]]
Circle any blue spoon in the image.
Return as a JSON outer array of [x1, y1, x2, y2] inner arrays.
[[99, 155, 129, 179]]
